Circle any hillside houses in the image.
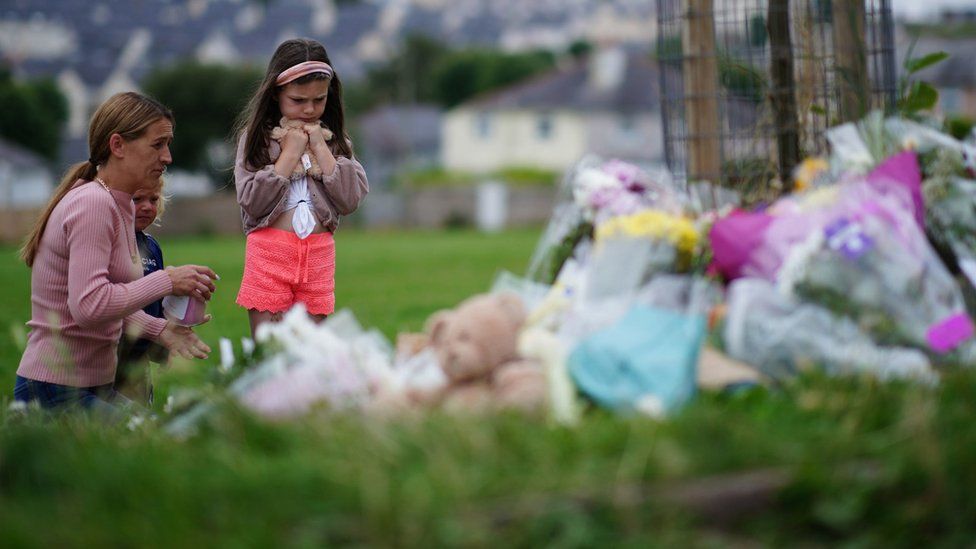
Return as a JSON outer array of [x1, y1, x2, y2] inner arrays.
[[441, 48, 664, 174], [0, 0, 660, 172]]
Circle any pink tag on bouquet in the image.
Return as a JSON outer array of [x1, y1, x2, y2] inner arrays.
[[926, 313, 975, 354], [162, 295, 207, 326]]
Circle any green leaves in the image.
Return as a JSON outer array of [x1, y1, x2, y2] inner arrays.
[[0, 73, 68, 161], [898, 81, 939, 114], [896, 47, 949, 118], [904, 51, 949, 75]]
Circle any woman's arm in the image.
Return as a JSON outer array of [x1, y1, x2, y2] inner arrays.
[[124, 310, 167, 341], [64, 192, 174, 328]]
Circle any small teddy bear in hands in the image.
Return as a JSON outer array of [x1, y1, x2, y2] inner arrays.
[[270, 117, 333, 179]]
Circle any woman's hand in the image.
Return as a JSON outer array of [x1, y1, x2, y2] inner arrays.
[[158, 320, 211, 360], [165, 265, 218, 300], [305, 124, 337, 175]]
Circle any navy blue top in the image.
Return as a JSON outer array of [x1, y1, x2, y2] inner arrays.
[[118, 231, 166, 364], [136, 231, 165, 318]]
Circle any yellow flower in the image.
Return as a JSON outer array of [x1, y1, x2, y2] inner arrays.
[[596, 210, 700, 256], [793, 157, 829, 191]]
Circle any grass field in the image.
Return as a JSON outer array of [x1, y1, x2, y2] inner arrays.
[[2, 229, 976, 546]]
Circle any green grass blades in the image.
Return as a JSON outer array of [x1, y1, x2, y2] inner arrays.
[[3, 230, 976, 545]]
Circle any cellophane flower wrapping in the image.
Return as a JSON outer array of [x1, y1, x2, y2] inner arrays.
[[925, 174, 976, 293], [526, 156, 683, 284], [568, 276, 717, 416], [724, 278, 935, 382], [777, 180, 974, 357], [582, 209, 700, 304]]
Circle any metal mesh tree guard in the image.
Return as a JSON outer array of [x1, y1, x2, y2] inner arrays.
[[656, 0, 897, 199]]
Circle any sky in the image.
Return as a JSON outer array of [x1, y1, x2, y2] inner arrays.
[[891, 0, 976, 20]]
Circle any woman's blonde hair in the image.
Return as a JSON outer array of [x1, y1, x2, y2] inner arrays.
[[21, 92, 173, 266]]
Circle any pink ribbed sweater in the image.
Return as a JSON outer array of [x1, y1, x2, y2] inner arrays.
[[16, 180, 174, 387]]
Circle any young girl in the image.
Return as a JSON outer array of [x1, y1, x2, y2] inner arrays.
[[234, 38, 368, 337]]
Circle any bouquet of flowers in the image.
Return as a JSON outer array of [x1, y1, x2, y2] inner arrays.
[[925, 175, 976, 291], [723, 278, 935, 382], [165, 306, 401, 436], [583, 209, 700, 303], [526, 157, 682, 284], [777, 180, 975, 358]]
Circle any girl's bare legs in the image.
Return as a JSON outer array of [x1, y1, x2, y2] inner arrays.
[[247, 309, 328, 338], [247, 309, 282, 339]]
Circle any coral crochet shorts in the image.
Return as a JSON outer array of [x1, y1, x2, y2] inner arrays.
[[237, 228, 336, 315]]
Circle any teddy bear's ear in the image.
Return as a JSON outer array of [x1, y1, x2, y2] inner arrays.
[[494, 292, 527, 327], [425, 310, 454, 344]]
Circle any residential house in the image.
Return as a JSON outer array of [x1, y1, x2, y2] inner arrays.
[[0, 137, 54, 208], [440, 47, 664, 174], [357, 103, 443, 189]]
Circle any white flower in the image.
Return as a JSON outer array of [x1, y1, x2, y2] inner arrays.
[[219, 337, 234, 373], [7, 400, 27, 414], [127, 415, 145, 431], [240, 337, 255, 357], [776, 229, 825, 299], [634, 394, 666, 419]]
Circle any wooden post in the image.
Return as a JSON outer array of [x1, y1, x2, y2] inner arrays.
[[768, 0, 801, 189], [832, 0, 869, 122], [682, 0, 722, 183]]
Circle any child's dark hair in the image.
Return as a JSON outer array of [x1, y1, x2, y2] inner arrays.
[[236, 38, 352, 170]]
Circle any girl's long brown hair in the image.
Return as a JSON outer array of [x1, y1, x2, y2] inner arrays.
[[20, 92, 173, 266], [235, 38, 352, 170]]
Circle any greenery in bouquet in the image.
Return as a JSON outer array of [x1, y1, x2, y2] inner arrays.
[[534, 219, 593, 285]]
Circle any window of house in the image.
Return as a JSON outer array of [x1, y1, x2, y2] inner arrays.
[[536, 113, 553, 140], [475, 112, 492, 139]]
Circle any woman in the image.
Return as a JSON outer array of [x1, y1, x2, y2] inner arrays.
[[13, 91, 217, 413]]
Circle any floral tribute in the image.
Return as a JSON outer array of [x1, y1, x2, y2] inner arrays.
[[160, 111, 976, 431]]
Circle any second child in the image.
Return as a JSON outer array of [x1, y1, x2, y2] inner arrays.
[[234, 38, 368, 337], [115, 179, 169, 404]]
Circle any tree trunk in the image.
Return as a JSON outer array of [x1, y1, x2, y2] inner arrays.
[[682, 0, 722, 184], [832, 0, 869, 122], [768, 0, 801, 190]]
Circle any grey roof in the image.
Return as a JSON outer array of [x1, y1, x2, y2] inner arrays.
[[464, 50, 660, 112], [357, 103, 442, 155]]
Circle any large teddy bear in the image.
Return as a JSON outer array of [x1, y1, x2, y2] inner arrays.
[[424, 292, 548, 413], [270, 117, 333, 179]]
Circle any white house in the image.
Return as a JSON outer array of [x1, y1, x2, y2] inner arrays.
[[440, 48, 665, 174], [0, 138, 55, 209]]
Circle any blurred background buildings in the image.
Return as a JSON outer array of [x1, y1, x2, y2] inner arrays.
[[0, 0, 973, 238]]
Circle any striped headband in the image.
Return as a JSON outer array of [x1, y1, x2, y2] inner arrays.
[[276, 61, 334, 86]]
